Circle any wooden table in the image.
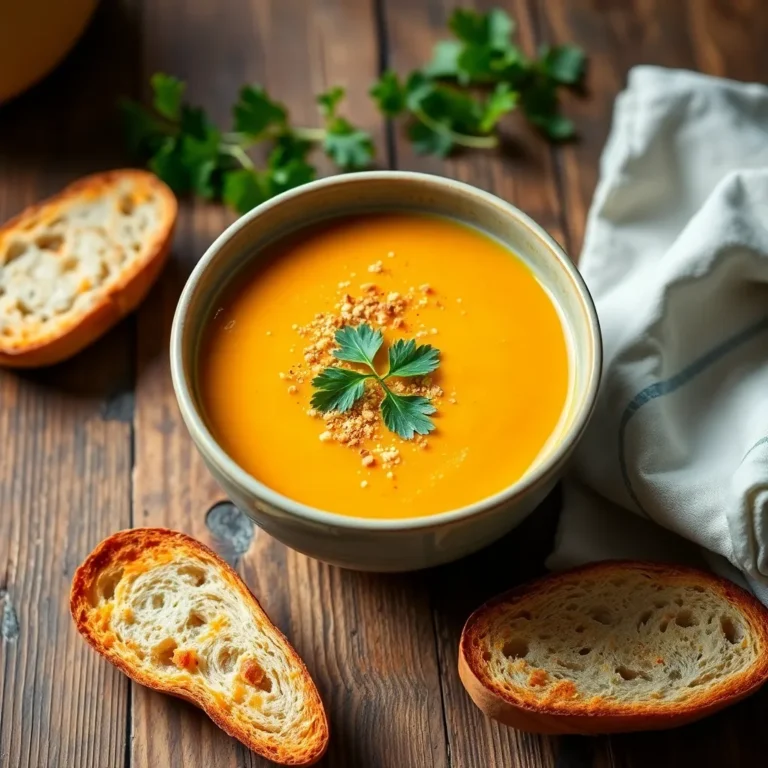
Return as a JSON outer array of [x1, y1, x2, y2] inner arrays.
[[2, 1, 768, 766]]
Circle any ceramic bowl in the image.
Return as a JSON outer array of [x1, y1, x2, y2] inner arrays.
[[171, 171, 601, 572]]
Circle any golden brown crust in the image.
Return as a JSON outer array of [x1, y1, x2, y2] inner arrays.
[[458, 561, 768, 734], [70, 528, 329, 765], [0, 169, 176, 368]]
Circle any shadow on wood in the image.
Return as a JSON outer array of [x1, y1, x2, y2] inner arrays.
[[0, 0, 140, 187]]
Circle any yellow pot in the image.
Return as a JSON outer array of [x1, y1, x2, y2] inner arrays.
[[0, 0, 99, 104]]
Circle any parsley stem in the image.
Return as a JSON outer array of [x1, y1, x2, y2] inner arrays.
[[413, 108, 499, 149], [221, 143, 255, 170], [223, 127, 327, 146], [292, 127, 328, 142], [355, 358, 391, 390], [222, 131, 253, 144]]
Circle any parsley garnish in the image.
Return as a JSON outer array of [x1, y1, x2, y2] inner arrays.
[[122, 8, 586, 210], [310, 324, 441, 440]]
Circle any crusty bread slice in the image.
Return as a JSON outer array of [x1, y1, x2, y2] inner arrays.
[[459, 561, 768, 734], [71, 529, 329, 765], [0, 169, 176, 367]]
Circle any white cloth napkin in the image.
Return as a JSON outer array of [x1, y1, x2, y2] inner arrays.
[[548, 66, 768, 603]]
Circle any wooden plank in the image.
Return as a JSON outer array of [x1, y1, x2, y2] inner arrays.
[[131, 2, 449, 767], [536, 0, 695, 256], [383, 0, 568, 245], [538, 1, 768, 766], [381, 1, 573, 766], [0, 2, 139, 766]]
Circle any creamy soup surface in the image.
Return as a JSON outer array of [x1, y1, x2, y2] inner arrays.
[[200, 213, 569, 519]]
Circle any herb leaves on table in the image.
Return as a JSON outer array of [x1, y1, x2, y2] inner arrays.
[[121, 7, 586, 213], [370, 7, 584, 153], [121, 74, 368, 213], [310, 324, 441, 440]]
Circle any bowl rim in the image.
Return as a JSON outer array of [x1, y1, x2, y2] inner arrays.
[[170, 170, 602, 532]]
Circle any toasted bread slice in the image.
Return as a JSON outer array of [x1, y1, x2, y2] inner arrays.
[[71, 529, 329, 765], [0, 169, 176, 367], [459, 561, 768, 734]]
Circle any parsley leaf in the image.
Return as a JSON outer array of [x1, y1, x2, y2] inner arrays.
[[369, 70, 407, 116], [310, 368, 371, 413], [233, 85, 287, 136], [317, 87, 375, 170], [178, 109, 222, 198], [222, 169, 266, 213], [424, 41, 463, 79], [480, 82, 518, 133], [268, 156, 316, 195], [386, 339, 440, 378], [407, 121, 454, 156], [521, 79, 575, 140], [449, 8, 515, 49], [412, 82, 484, 133], [324, 120, 375, 170], [457, 42, 527, 85], [151, 73, 185, 120], [317, 86, 345, 117], [406, 81, 499, 152], [269, 133, 313, 166], [381, 392, 436, 440], [332, 324, 383, 368], [529, 112, 575, 141], [148, 137, 189, 194], [539, 44, 586, 86]]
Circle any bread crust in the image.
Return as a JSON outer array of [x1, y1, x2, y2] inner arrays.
[[0, 170, 177, 368], [70, 528, 329, 765], [459, 560, 768, 734]]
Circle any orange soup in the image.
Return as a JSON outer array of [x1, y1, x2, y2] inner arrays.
[[199, 213, 569, 519]]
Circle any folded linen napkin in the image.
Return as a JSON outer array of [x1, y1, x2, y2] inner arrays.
[[548, 66, 768, 603]]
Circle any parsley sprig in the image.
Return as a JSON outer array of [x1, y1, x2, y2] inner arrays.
[[370, 8, 585, 153], [122, 8, 586, 210], [121, 75, 373, 213], [310, 324, 441, 440]]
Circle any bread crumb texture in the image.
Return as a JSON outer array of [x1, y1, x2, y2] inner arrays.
[[0, 170, 174, 352], [463, 562, 768, 716], [71, 529, 328, 765]]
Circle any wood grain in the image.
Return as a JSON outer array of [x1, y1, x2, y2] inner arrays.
[[130, 2, 448, 767], [537, 0, 696, 257], [0, 2, 139, 766]]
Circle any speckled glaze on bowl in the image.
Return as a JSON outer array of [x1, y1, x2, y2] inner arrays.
[[171, 172, 601, 572]]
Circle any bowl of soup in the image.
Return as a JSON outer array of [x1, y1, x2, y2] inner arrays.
[[171, 171, 601, 571]]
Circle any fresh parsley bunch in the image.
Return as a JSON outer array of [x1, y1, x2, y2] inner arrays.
[[311, 324, 441, 440], [121, 74, 374, 213], [370, 8, 586, 153], [121, 8, 586, 212]]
